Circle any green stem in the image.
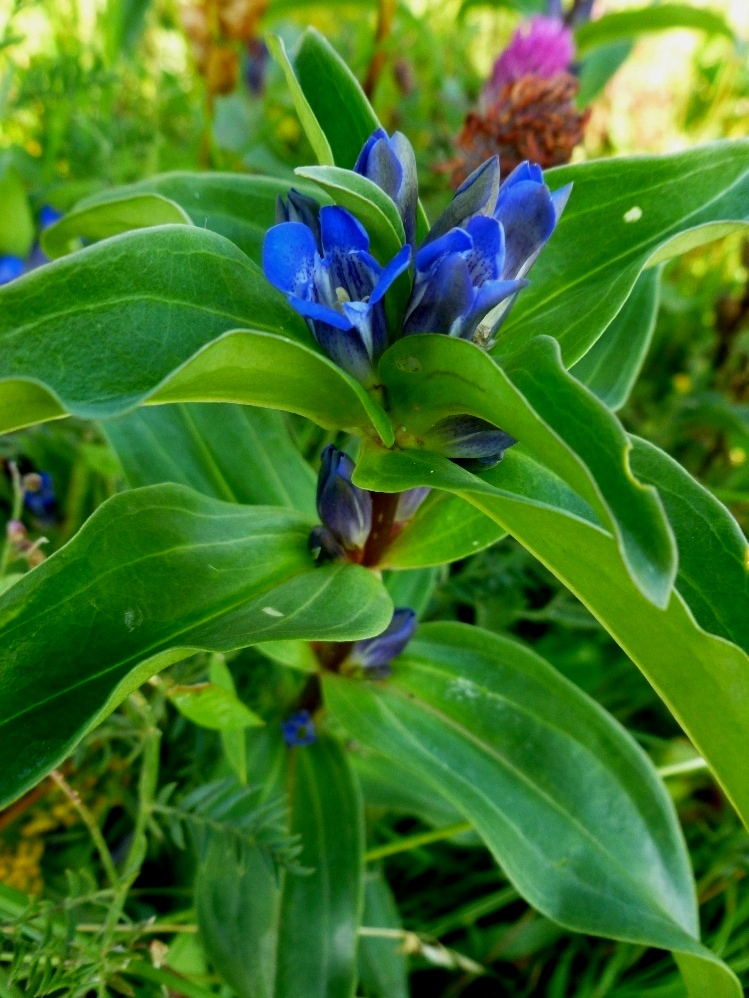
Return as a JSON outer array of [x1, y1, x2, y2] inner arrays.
[[0, 462, 24, 579], [365, 821, 472, 862], [50, 771, 119, 890], [658, 756, 708, 778]]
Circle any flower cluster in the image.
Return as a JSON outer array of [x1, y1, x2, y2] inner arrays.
[[263, 130, 568, 381]]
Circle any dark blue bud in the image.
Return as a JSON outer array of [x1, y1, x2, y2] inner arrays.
[[424, 416, 516, 470], [424, 156, 500, 245], [315, 446, 372, 554], [275, 188, 322, 249], [349, 608, 417, 677], [281, 710, 316, 747], [0, 255, 25, 285], [245, 38, 269, 96], [23, 470, 57, 524], [355, 128, 419, 246]]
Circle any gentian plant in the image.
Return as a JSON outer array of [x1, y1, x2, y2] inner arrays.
[[0, 28, 748, 998]]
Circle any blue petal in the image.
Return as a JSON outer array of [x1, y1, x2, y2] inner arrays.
[[370, 244, 412, 306], [501, 161, 544, 190], [495, 180, 556, 279], [415, 227, 472, 274], [464, 216, 504, 285], [423, 156, 500, 244], [313, 320, 378, 384], [317, 445, 372, 550], [395, 487, 430, 522], [551, 183, 573, 222], [320, 205, 370, 256], [0, 255, 25, 285], [262, 222, 317, 296], [389, 132, 419, 245], [291, 296, 352, 330], [403, 254, 474, 337], [354, 128, 389, 174], [425, 415, 517, 459], [465, 276, 527, 340]]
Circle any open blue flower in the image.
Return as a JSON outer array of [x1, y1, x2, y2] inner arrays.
[[281, 710, 316, 747], [263, 205, 411, 384], [354, 128, 418, 246], [23, 470, 57, 525], [404, 159, 571, 346]]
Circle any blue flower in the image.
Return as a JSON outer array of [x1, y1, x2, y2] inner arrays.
[[405, 159, 571, 347], [354, 128, 418, 246], [309, 446, 372, 561], [348, 608, 417, 678], [39, 205, 63, 230], [275, 187, 322, 248], [263, 205, 411, 384], [22, 471, 56, 524], [281, 710, 316, 747], [0, 255, 25, 286]]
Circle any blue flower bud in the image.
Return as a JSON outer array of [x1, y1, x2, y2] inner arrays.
[[281, 709, 316, 747], [349, 608, 417, 677], [423, 415, 516, 470], [354, 128, 419, 246], [424, 156, 500, 245], [314, 446, 372, 556], [23, 470, 57, 524], [395, 487, 430, 522], [39, 205, 63, 230], [263, 205, 411, 384], [0, 255, 25, 286]]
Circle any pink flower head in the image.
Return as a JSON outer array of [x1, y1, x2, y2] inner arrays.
[[486, 16, 575, 95]]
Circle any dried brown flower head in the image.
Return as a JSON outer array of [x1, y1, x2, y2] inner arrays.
[[450, 72, 590, 188]]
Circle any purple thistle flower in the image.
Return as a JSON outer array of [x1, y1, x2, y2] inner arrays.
[[486, 16, 575, 100]]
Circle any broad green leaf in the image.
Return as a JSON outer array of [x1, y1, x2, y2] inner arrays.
[[380, 334, 676, 607], [575, 5, 734, 56], [0, 226, 392, 443], [104, 404, 316, 516], [268, 33, 334, 166], [571, 266, 661, 411], [275, 736, 364, 998], [0, 484, 393, 807], [41, 194, 190, 259], [629, 436, 749, 654], [196, 837, 279, 998], [381, 490, 506, 569], [0, 164, 34, 258], [358, 872, 409, 998], [324, 624, 741, 996], [496, 141, 749, 366], [351, 442, 749, 834], [77, 172, 330, 264], [168, 683, 264, 730], [459, 0, 544, 16]]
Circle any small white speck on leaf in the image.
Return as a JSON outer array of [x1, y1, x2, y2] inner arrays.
[[262, 607, 284, 617], [124, 607, 143, 631], [624, 206, 643, 223]]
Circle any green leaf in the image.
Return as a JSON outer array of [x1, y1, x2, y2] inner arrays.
[[0, 164, 34, 258], [358, 872, 409, 998], [576, 40, 633, 107], [382, 490, 506, 569], [351, 441, 749, 835], [0, 226, 392, 444], [0, 484, 393, 808], [458, 0, 544, 18], [268, 33, 334, 166], [571, 266, 662, 411], [380, 334, 676, 607], [275, 736, 364, 998], [41, 194, 190, 259], [77, 172, 330, 264], [575, 4, 735, 57], [383, 566, 440, 617], [496, 141, 749, 366], [324, 623, 741, 996], [629, 436, 749, 654], [295, 165, 406, 259], [291, 28, 379, 170], [168, 683, 264, 730], [104, 403, 316, 516], [210, 655, 248, 783]]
